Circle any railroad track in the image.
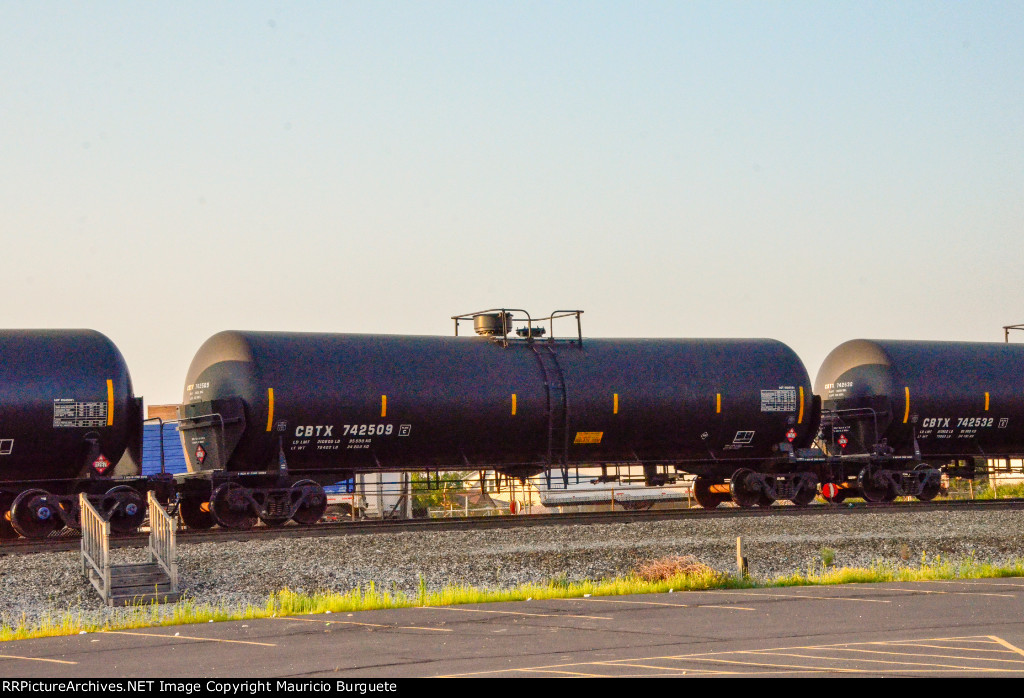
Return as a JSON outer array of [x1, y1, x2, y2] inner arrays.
[[4, 497, 1024, 556]]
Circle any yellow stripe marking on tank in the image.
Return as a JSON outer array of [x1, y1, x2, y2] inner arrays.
[[798, 386, 805, 424], [511, 393, 517, 416], [106, 380, 114, 426], [903, 387, 911, 424], [716, 393, 721, 414], [381, 395, 387, 417], [613, 393, 619, 414], [985, 392, 990, 411], [266, 388, 275, 432]]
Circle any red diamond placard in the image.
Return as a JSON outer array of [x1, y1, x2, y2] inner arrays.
[[93, 454, 111, 474], [195, 444, 207, 465]]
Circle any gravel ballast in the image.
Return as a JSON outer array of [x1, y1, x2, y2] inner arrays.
[[2, 508, 1023, 629]]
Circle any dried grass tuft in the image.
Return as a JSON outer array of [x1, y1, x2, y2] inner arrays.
[[633, 555, 718, 582]]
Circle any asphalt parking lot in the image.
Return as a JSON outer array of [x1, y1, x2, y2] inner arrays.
[[5, 578, 1024, 677]]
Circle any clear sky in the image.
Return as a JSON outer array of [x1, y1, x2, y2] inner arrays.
[[2, 1, 1022, 405]]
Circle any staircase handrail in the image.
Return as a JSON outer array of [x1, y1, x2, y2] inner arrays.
[[80, 493, 111, 602], [147, 491, 178, 591]]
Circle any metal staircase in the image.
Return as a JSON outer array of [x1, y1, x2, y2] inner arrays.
[[81, 491, 180, 606]]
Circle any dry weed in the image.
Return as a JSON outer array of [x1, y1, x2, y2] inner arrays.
[[633, 555, 717, 582]]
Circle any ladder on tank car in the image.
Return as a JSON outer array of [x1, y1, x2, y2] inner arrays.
[[532, 344, 570, 488], [451, 308, 584, 488]]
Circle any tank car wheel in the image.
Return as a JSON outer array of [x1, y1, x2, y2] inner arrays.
[[915, 464, 942, 502], [289, 480, 327, 525], [0, 494, 18, 539], [790, 473, 819, 507], [210, 483, 258, 530], [10, 489, 59, 539], [178, 498, 215, 530], [858, 467, 896, 503], [729, 469, 761, 508], [692, 477, 723, 509], [102, 486, 146, 535]]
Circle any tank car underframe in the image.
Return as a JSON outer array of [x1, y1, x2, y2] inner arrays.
[[683, 452, 943, 508], [0, 475, 172, 539], [686, 460, 826, 509], [173, 471, 329, 531]]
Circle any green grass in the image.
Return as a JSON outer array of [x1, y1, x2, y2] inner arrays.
[[4, 556, 1024, 643], [971, 482, 1024, 500]]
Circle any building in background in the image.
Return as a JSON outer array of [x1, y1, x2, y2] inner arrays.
[[142, 405, 188, 476]]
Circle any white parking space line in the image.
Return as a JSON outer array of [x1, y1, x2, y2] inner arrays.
[[873, 641, 1008, 652], [696, 590, 891, 603], [654, 655, 865, 673], [516, 668, 613, 677], [927, 580, 1024, 589], [991, 636, 1024, 657], [102, 630, 275, 647], [743, 649, 1009, 671], [872, 587, 1016, 598], [0, 654, 77, 665], [576, 597, 755, 611], [438, 634, 1024, 677], [820, 646, 1024, 664], [416, 606, 612, 620], [593, 660, 728, 673], [272, 616, 452, 632]]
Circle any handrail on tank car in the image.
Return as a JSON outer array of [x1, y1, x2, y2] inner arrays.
[[452, 308, 584, 346], [1005, 324, 1024, 343], [175, 412, 229, 471], [548, 309, 584, 347], [822, 407, 884, 453]]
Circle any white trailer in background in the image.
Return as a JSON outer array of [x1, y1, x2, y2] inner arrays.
[[984, 458, 1024, 490], [324, 471, 412, 520], [325, 467, 693, 519], [528, 466, 693, 511]]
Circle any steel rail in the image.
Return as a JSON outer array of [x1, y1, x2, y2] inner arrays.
[[3, 497, 1024, 556]]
